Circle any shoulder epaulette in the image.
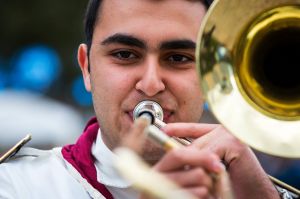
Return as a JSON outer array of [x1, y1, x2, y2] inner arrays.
[[0, 134, 32, 164]]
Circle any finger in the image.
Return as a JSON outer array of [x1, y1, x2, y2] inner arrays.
[[154, 147, 224, 174], [166, 168, 213, 189], [120, 117, 149, 153], [192, 125, 234, 154], [132, 117, 150, 136], [162, 123, 219, 138]]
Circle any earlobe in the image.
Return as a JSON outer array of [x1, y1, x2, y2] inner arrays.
[[78, 44, 91, 92]]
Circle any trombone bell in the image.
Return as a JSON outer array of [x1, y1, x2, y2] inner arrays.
[[196, 0, 300, 158]]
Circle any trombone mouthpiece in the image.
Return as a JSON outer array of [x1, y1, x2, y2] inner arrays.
[[133, 100, 164, 124]]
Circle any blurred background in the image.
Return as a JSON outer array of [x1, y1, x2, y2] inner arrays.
[[0, 0, 92, 150], [0, 0, 299, 189]]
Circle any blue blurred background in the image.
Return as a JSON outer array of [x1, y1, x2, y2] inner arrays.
[[0, 0, 92, 150], [0, 0, 299, 189]]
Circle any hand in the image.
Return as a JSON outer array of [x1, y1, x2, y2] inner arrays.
[[162, 123, 280, 199], [123, 118, 224, 199], [151, 146, 224, 199]]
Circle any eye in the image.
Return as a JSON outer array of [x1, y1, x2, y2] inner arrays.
[[111, 50, 138, 60], [167, 54, 192, 63]]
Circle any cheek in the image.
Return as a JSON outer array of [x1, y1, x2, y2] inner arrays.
[[187, 74, 203, 106], [91, 64, 133, 96], [90, 67, 136, 141], [171, 71, 203, 120], [173, 71, 202, 101], [90, 65, 137, 126]]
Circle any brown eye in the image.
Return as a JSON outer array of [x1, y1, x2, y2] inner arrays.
[[112, 51, 137, 60], [168, 54, 191, 62]]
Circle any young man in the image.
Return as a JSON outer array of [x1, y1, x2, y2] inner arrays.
[[0, 0, 281, 198]]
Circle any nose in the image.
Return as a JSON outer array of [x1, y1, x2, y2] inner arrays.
[[135, 58, 165, 97]]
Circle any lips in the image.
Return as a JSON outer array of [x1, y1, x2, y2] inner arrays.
[[127, 111, 134, 122], [163, 111, 173, 122]]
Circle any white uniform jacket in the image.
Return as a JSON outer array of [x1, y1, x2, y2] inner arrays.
[[0, 147, 105, 199]]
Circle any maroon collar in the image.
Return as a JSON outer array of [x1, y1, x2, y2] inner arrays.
[[62, 117, 114, 199]]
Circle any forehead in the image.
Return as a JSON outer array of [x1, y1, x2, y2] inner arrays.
[[95, 0, 206, 42], [99, 0, 205, 22], [99, 0, 205, 14]]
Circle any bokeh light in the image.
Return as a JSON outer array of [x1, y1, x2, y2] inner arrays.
[[0, 70, 7, 91], [10, 45, 61, 92], [0, 58, 8, 90], [71, 76, 93, 106]]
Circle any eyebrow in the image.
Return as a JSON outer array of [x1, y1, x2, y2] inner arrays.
[[160, 40, 196, 50], [101, 33, 146, 49], [101, 33, 196, 51]]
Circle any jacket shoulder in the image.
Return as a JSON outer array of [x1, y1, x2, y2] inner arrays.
[[0, 147, 84, 198]]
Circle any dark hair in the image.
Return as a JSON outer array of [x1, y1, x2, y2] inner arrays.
[[84, 0, 213, 55], [84, 0, 102, 56]]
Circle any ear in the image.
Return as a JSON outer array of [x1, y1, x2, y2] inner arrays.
[[78, 44, 91, 92]]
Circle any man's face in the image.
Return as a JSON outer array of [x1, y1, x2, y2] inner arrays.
[[79, 0, 206, 161]]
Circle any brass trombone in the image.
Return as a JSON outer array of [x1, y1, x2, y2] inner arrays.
[[196, 0, 300, 158], [195, 0, 300, 197]]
